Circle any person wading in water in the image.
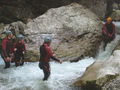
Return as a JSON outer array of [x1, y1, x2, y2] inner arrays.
[[39, 36, 62, 81], [1, 30, 13, 69], [14, 34, 26, 67], [102, 17, 115, 50]]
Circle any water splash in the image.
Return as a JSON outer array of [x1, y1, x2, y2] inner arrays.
[[0, 57, 94, 90], [96, 35, 120, 60]]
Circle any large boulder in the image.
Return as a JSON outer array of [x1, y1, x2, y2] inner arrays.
[[25, 3, 102, 62], [74, 49, 120, 90], [0, 0, 107, 24]]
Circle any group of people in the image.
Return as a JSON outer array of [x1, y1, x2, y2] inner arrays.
[[0, 17, 116, 81], [0, 29, 62, 81], [1, 30, 26, 69]]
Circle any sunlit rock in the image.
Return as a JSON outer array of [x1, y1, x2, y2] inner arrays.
[[74, 50, 120, 90], [25, 3, 102, 61]]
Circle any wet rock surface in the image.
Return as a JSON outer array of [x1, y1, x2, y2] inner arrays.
[[74, 49, 120, 90]]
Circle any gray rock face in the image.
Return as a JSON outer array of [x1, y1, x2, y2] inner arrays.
[[0, 21, 26, 36], [110, 0, 120, 21], [25, 3, 102, 61], [111, 10, 120, 21], [78, 0, 107, 19], [102, 77, 120, 90], [74, 46, 120, 89], [0, 0, 107, 24], [113, 2, 120, 10]]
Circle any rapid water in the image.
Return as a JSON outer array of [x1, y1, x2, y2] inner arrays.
[[1, 22, 120, 90], [0, 57, 94, 90], [96, 35, 120, 60]]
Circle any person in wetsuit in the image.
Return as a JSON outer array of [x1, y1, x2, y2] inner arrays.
[[14, 34, 26, 67], [39, 36, 62, 81], [102, 17, 115, 50], [1, 30, 13, 69]]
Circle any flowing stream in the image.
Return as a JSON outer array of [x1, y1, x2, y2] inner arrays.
[[0, 22, 120, 90], [0, 57, 94, 90]]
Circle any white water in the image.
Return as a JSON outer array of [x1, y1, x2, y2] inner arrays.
[[0, 35, 119, 90], [1, 22, 120, 90], [96, 35, 120, 60], [0, 57, 94, 90]]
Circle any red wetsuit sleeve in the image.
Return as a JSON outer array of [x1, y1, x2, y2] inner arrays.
[[44, 44, 60, 62]]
